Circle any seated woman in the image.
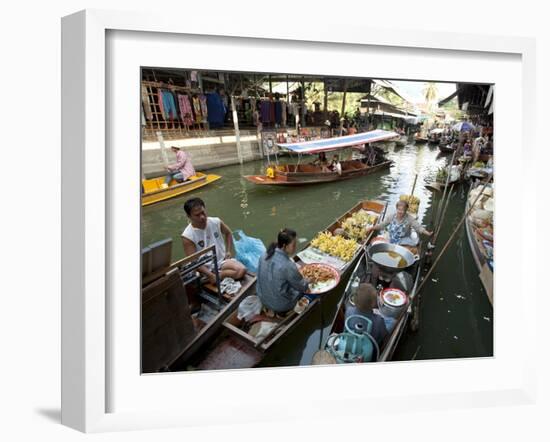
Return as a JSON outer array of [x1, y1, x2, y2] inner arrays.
[[328, 154, 342, 175], [311, 151, 329, 172], [256, 228, 310, 314], [345, 283, 388, 347], [367, 200, 432, 246]]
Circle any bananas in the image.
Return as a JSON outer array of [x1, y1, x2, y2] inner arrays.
[[340, 209, 378, 241], [311, 231, 359, 262], [400, 194, 420, 214]]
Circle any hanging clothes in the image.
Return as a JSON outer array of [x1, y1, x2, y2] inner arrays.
[[274, 101, 283, 125], [199, 95, 209, 120], [281, 101, 287, 126], [177, 94, 194, 125], [206, 92, 226, 129], [141, 84, 153, 120], [192, 96, 203, 123], [159, 89, 178, 120], [260, 101, 272, 123]]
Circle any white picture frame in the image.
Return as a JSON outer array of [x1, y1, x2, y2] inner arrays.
[[61, 9, 537, 433]]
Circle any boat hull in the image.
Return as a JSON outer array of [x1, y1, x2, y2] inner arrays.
[[464, 189, 493, 305], [244, 160, 392, 186], [142, 172, 221, 206]]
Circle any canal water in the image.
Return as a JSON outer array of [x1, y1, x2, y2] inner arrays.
[[141, 142, 493, 365]]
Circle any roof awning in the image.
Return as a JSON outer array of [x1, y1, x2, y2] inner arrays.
[[438, 88, 459, 106], [277, 130, 398, 154]]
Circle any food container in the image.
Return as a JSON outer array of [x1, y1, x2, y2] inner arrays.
[[299, 263, 340, 294], [378, 288, 409, 318]]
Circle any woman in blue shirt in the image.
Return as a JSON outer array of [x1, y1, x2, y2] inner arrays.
[[257, 228, 310, 314]]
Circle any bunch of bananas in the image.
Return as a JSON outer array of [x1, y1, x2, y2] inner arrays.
[[311, 231, 358, 262], [400, 194, 420, 214], [340, 210, 378, 241]]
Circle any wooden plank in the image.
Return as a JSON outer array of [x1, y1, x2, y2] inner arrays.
[[167, 272, 257, 369], [142, 272, 196, 372]]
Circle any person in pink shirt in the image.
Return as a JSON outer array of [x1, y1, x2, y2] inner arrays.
[[162, 146, 196, 188]]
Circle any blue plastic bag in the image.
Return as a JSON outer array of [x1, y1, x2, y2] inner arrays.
[[233, 230, 266, 274]]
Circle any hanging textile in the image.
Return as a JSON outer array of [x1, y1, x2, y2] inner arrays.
[[192, 96, 203, 123], [177, 94, 194, 125], [274, 101, 283, 125], [141, 84, 153, 120], [159, 89, 178, 120], [281, 101, 287, 126], [206, 92, 226, 129], [199, 95, 209, 120], [260, 101, 272, 123]]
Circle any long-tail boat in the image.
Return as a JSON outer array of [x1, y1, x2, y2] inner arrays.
[[244, 130, 397, 186], [322, 197, 428, 363]]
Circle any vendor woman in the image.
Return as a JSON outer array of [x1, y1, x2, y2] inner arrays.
[[367, 200, 432, 245], [257, 228, 310, 314]]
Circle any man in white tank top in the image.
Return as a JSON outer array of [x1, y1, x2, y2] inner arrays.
[[181, 197, 246, 284]]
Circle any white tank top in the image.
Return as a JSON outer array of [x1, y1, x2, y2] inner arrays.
[[181, 217, 226, 267]]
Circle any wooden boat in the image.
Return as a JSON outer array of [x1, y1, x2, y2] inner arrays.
[[244, 160, 392, 186], [142, 172, 221, 206], [244, 129, 397, 186], [169, 200, 387, 371], [323, 202, 427, 362], [427, 128, 444, 144], [438, 143, 455, 154], [141, 240, 257, 373], [464, 185, 494, 305]]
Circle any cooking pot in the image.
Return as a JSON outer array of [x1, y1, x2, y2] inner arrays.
[[367, 242, 419, 273]]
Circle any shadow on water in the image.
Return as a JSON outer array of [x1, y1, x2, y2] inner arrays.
[[142, 144, 493, 365]]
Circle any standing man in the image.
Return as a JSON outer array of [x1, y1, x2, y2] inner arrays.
[[181, 198, 247, 284], [162, 146, 196, 188]]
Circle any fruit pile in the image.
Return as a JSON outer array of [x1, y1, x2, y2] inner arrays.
[[310, 231, 358, 262], [340, 209, 378, 241], [400, 194, 420, 214]]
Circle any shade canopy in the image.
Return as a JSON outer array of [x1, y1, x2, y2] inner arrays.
[[277, 129, 399, 154], [452, 121, 476, 132]]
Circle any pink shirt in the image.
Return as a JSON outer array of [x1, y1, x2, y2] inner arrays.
[[169, 150, 195, 180]]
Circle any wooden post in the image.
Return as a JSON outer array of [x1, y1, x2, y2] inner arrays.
[[269, 75, 272, 94], [156, 130, 170, 169], [340, 80, 348, 135], [323, 79, 328, 113], [231, 95, 243, 165]]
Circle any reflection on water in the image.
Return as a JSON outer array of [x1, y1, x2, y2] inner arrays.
[[141, 142, 493, 364]]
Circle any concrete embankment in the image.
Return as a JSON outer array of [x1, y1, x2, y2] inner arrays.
[[142, 130, 263, 178]]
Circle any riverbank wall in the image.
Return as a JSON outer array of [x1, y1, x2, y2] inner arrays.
[[142, 129, 263, 178]]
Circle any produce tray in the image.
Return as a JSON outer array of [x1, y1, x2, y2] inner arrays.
[[296, 247, 348, 271]]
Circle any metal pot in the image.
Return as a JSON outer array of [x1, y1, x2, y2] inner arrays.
[[367, 242, 419, 274]]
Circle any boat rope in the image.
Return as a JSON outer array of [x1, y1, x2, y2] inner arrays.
[[416, 174, 492, 295]]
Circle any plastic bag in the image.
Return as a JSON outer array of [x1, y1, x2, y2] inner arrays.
[[237, 295, 263, 321], [233, 230, 266, 274]]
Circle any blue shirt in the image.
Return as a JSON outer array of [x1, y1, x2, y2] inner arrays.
[[257, 249, 309, 313]]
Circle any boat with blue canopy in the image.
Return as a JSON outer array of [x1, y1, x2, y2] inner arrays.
[[244, 129, 398, 186]]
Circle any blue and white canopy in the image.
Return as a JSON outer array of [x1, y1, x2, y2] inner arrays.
[[277, 129, 399, 154], [452, 121, 476, 132]]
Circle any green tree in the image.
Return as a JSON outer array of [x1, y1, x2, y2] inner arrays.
[[423, 82, 439, 112]]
